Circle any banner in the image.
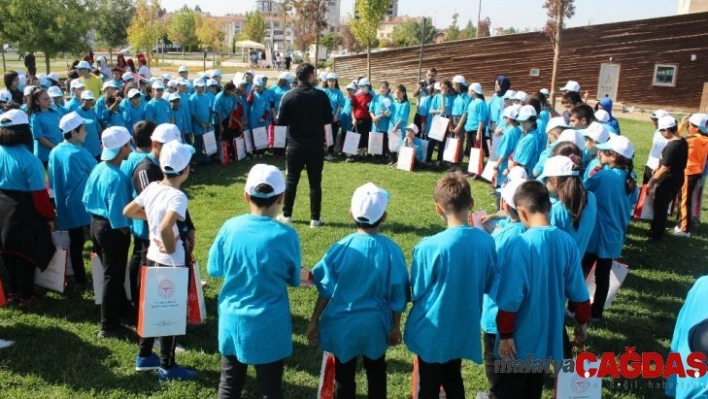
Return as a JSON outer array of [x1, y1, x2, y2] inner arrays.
[[203, 131, 217, 156], [137, 266, 189, 338]]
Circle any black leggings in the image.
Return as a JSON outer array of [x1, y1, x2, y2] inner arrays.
[[283, 142, 324, 221], [335, 355, 387, 399], [581, 253, 613, 319], [650, 182, 681, 240], [416, 357, 464, 399], [68, 226, 88, 284], [3, 254, 35, 298], [218, 355, 284, 399]]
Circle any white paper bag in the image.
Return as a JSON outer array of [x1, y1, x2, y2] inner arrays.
[[586, 261, 629, 309], [91, 253, 131, 305], [252, 127, 268, 150], [555, 359, 602, 399], [234, 137, 246, 161], [488, 134, 501, 162], [428, 115, 449, 141], [243, 129, 254, 153], [481, 161, 498, 183], [342, 131, 361, 155], [443, 137, 461, 163], [468, 147, 485, 175], [397, 146, 416, 172], [273, 125, 287, 148], [324, 124, 334, 147], [388, 129, 402, 152], [368, 132, 384, 155], [35, 248, 67, 293], [52, 230, 74, 276], [202, 130, 217, 155], [137, 266, 189, 338]]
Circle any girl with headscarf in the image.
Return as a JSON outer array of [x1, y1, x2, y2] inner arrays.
[[488, 76, 511, 137]]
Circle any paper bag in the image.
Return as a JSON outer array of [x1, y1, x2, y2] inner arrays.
[[137, 266, 189, 338], [470, 210, 488, 231], [273, 125, 287, 148], [0, 274, 6, 307], [412, 356, 447, 399], [221, 141, 229, 165], [633, 185, 653, 220], [234, 137, 246, 161], [342, 131, 361, 155], [300, 266, 314, 288], [318, 351, 336, 399], [34, 248, 67, 293], [397, 146, 416, 172], [555, 359, 602, 399], [586, 261, 629, 309], [187, 261, 207, 324], [243, 129, 254, 153], [428, 116, 450, 141], [252, 127, 269, 150], [52, 230, 74, 276], [468, 147, 484, 175], [443, 137, 461, 163], [91, 253, 131, 305], [202, 130, 217, 156], [368, 131, 384, 155], [324, 124, 334, 147], [481, 161, 498, 183], [488, 134, 501, 161], [388, 129, 402, 152]]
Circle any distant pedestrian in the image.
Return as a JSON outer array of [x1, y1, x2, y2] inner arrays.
[[24, 52, 36, 77]]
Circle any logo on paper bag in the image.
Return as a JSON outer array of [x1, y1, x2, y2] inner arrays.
[[571, 374, 590, 394], [158, 279, 176, 299]]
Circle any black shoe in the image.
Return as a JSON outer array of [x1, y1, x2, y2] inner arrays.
[[97, 326, 133, 339]]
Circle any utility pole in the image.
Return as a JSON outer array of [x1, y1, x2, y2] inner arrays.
[[417, 16, 426, 82], [476, 0, 482, 39]]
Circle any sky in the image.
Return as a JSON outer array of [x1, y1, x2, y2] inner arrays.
[[161, 0, 679, 30]]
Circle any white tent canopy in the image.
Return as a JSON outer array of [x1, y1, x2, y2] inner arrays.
[[235, 40, 265, 49]]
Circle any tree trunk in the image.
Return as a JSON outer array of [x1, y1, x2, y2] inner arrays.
[[1, 46, 6, 73], [366, 43, 371, 78], [314, 34, 320, 66], [109, 48, 113, 64], [549, 5, 564, 106], [45, 53, 51, 74]]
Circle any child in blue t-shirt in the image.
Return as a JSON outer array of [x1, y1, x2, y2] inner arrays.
[[493, 181, 591, 399], [307, 183, 409, 399], [493, 106, 522, 189], [509, 105, 540, 178], [396, 123, 425, 168], [207, 164, 301, 399], [404, 173, 497, 398]]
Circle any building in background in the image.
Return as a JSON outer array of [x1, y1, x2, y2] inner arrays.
[[677, 0, 708, 13], [354, 0, 397, 19], [376, 16, 415, 42]]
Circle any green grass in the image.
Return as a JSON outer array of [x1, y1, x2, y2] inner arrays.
[[1, 117, 707, 398]]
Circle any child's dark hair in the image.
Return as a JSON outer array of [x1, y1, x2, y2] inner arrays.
[[62, 124, 83, 140], [440, 80, 453, 91], [571, 104, 595, 125], [662, 124, 678, 135], [562, 91, 582, 105], [249, 183, 280, 208], [552, 141, 582, 158], [3, 71, 18, 89], [507, 206, 520, 221], [535, 92, 549, 107], [513, 181, 552, 214], [26, 88, 45, 116], [355, 216, 384, 229], [434, 173, 472, 213], [549, 155, 587, 229], [224, 82, 236, 91], [528, 98, 542, 115], [133, 120, 156, 148], [599, 150, 636, 195], [396, 84, 408, 102]]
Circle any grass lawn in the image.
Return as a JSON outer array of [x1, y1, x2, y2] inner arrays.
[[0, 116, 707, 398]]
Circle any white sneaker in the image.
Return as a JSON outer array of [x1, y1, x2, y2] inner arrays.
[[0, 338, 15, 349], [277, 214, 292, 224], [673, 229, 691, 238], [325, 154, 335, 161], [476, 392, 490, 399], [310, 220, 323, 228]]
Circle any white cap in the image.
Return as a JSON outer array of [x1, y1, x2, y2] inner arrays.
[[0, 90, 11, 103], [178, 66, 189, 73], [433, 82, 441, 91], [23, 86, 36, 96], [507, 166, 529, 182], [245, 164, 286, 198], [100, 126, 132, 161], [70, 79, 85, 90], [37, 75, 49, 88], [560, 80, 581, 92], [47, 86, 64, 98], [346, 83, 356, 91], [122, 72, 134, 81], [581, 122, 610, 143], [160, 141, 194, 175], [556, 129, 586, 151], [513, 91, 529, 103], [127, 89, 141, 99], [177, 78, 189, 86], [688, 114, 708, 131], [97, 55, 106, 63], [47, 73, 60, 83], [516, 105, 537, 122], [76, 60, 92, 70], [151, 81, 165, 90], [594, 109, 610, 123], [499, 178, 526, 209], [469, 82, 483, 95], [358, 78, 371, 87], [540, 88, 550, 96], [207, 78, 218, 87], [319, 72, 328, 82], [326, 72, 338, 80], [650, 109, 669, 120], [211, 69, 223, 77], [162, 74, 172, 81], [502, 90, 517, 100], [0, 109, 29, 127], [351, 182, 390, 224], [151, 123, 181, 144], [80, 90, 95, 101], [102, 81, 118, 91], [596, 135, 635, 159], [538, 156, 580, 180], [193, 79, 206, 87], [254, 79, 264, 87], [168, 92, 182, 102], [405, 123, 419, 134], [59, 111, 93, 134], [278, 72, 294, 83], [657, 115, 677, 130], [452, 75, 467, 85], [503, 105, 519, 120], [166, 80, 177, 88], [546, 117, 571, 133]]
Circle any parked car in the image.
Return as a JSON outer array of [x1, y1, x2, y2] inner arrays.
[[118, 47, 131, 55]]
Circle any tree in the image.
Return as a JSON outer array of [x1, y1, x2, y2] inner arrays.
[[321, 33, 342, 51], [446, 13, 461, 42], [391, 19, 436, 48], [478, 17, 491, 38], [95, 0, 136, 63], [0, 0, 9, 72], [341, 24, 363, 53], [543, 0, 576, 104], [168, 6, 199, 56], [349, 0, 391, 77], [240, 11, 267, 44], [460, 19, 477, 39], [3, 0, 96, 74], [196, 16, 225, 65], [290, 0, 328, 62], [277, 1, 292, 49], [127, 0, 164, 66]]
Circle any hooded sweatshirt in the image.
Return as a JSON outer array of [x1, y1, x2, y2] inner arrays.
[[599, 98, 621, 135]]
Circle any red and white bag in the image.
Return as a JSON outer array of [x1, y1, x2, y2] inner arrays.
[[317, 351, 336, 399], [187, 261, 207, 324], [412, 357, 448, 398]]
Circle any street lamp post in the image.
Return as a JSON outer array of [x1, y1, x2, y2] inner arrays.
[[417, 16, 426, 82], [476, 0, 483, 39]]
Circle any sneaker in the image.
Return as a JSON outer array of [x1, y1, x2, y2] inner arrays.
[[158, 364, 198, 381], [18, 295, 38, 308], [345, 157, 355, 163], [0, 338, 15, 349], [310, 220, 323, 228], [476, 392, 490, 399], [277, 214, 292, 224], [325, 154, 335, 161], [673, 228, 691, 238], [135, 353, 160, 371]]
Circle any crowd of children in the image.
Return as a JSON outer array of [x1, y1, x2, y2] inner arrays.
[[1, 60, 708, 398]]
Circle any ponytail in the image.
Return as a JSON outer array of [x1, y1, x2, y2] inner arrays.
[[604, 151, 637, 195], [553, 154, 587, 229]]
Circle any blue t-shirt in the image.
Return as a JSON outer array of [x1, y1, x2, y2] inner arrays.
[[391, 100, 410, 132], [464, 98, 489, 132], [496, 125, 522, 186], [401, 137, 425, 163], [512, 130, 540, 177], [213, 91, 236, 123], [340, 97, 353, 133], [0, 145, 45, 191], [549, 192, 598, 257], [493, 226, 589, 362], [451, 92, 470, 117], [30, 109, 63, 162], [428, 93, 454, 117], [190, 93, 213, 134], [324, 88, 344, 119], [82, 162, 132, 229], [313, 233, 409, 363], [271, 85, 291, 115], [487, 95, 504, 125], [533, 143, 555, 177], [248, 91, 269, 129], [65, 98, 81, 113], [74, 107, 102, 158], [48, 141, 97, 230], [584, 167, 636, 259], [101, 108, 126, 129], [369, 94, 394, 133], [207, 214, 301, 365], [145, 98, 170, 125], [121, 100, 146, 135], [404, 226, 496, 363], [481, 221, 526, 334]]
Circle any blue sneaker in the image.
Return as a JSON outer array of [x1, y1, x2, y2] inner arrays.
[[135, 354, 160, 371], [158, 364, 198, 381]]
